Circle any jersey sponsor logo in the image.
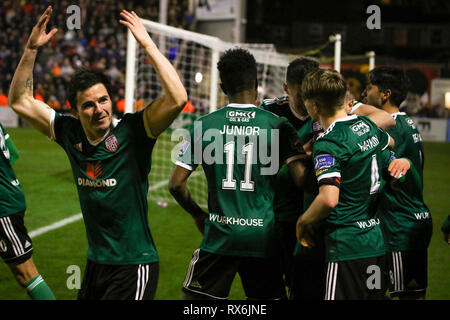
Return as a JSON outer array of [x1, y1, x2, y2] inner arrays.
[[414, 212, 430, 220], [358, 136, 379, 152], [77, 177, 117, 188], [356, 218, 380, 229], [79, 161, 117, 188], [412, 133, 422, 143], [350, 121, 370, 136], [314, 154, 335, 176], [105, 135, 119, 153], [226, 110, 256, 123], [86, 161, 102, 179], [209, 213, 264, 227], [0, 129, 10, 160], [406, 117, 416, 129]]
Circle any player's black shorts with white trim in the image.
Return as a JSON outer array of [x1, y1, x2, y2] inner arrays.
[[0, 211, 34, 264], [183, 249, 285, 300], [77, 260, 159, 300], [387, 250, 428, 298], [325, 255, 387, 300]]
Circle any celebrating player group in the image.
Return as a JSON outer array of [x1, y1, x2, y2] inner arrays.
[[1, 6, 434, 300]]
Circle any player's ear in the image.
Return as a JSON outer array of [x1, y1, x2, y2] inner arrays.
[[70, 105, 79, 118], [382, 89, 391, 104], [283, 83, 289, 95]]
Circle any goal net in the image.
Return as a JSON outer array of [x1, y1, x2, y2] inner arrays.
[[125, 20, 292, 208]]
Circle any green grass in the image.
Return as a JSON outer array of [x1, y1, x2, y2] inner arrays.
[[0, 128, 448, 300]]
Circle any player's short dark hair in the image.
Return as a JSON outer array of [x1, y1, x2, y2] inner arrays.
[[302, 69, 347, 117], [67, 68, 113, 110], [286, 57, 320, 87], [368, 66, 410, 107], [217, 48, 257, 96]]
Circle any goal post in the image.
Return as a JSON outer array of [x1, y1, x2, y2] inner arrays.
[[125, 19, 295, 207]]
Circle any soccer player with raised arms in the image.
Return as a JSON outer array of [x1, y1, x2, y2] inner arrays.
[[296, 69, 411, 300], [8, 7, 187, 299], [169, 48, 313, 300], [362, 66, 433, 300]]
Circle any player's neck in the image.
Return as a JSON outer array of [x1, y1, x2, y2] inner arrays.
[[227, 91, 256, 106], [85, 128, 111, 146], [320, 108, 349, 131], [381, 102, 399, 115]]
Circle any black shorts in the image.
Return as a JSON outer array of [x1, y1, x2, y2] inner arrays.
[[325, 256, 387, 300], [0, 211, 33, 264], [387, 250, 428, 298], [289, 255, 326, 300], [182, 249, 285, 300], [78, 260, 159, 300]]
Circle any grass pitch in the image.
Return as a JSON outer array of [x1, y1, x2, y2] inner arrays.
[[0, 127, 448, 300]]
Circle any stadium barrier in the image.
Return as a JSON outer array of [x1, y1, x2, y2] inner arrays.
[[0, 107, 19, 127]]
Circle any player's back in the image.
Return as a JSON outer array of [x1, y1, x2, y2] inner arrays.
[[313, 115, 391, 262], [183, 103, 299, 258], [377, 112, 432, 251]]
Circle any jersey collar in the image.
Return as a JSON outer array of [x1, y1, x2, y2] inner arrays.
[[227, 103, 257, 108]]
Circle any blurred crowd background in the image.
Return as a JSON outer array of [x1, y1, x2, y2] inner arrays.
[[0, 0, 193, 115], [0, 0, 447, 118]]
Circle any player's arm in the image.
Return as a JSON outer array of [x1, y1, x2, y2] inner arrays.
[[169, 165, 208, 235], [296, 184, 339, 247], [120, 10, 188, 138], [351, 102, 396, 131], [8, 6, 58, 138], [287, 158, 318, 194]]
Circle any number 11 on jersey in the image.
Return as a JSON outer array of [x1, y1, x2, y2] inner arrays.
[[222, 141, 255, 191]]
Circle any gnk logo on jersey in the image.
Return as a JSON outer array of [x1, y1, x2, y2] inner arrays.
[[105, 135, 119, 153], [350, 121, 370, 136], [78, 161, 117, 188], [226, 110, 256, 123]]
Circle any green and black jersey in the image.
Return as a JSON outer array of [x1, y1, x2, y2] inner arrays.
[[176, 103, 304, 258], [312, 115, 393, 262], [260, 96, 310, 222], [50, 110, 158, 265], [0, 124, 26, 218], [377, 112, 432, 251]]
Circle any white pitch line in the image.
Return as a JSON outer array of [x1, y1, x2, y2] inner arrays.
[[29, 213, 83, 239], [27, 171, 205, 239]]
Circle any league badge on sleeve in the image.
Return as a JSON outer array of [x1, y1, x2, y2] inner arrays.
[[105, 135, 119, 153], [314, 154, 335, 176]]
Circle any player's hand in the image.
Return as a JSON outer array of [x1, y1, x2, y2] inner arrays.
[[119, 10, 154, 48], [296, 221, 315, 248], [303, 138, 314, 156], [388, 158, 410, 179], [26, 6, 58, 50]]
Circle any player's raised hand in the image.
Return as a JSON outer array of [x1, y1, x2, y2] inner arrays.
[[26, 6, 58, 50], [119, 10, 154, 48], [388, 158, 411, 179]]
